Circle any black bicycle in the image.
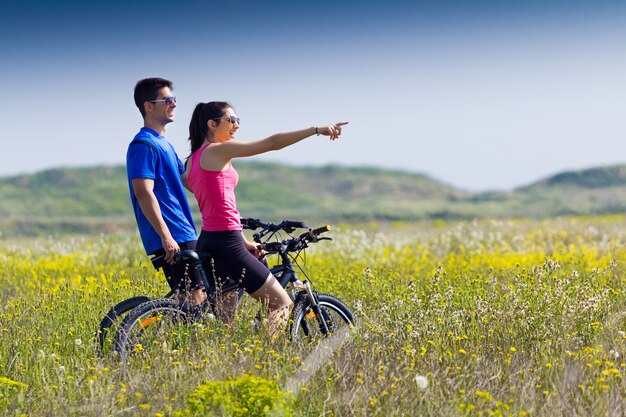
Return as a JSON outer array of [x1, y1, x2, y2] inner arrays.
[[99, 219, 354, 361]]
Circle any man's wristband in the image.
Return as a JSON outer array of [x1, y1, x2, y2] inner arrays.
[[314, 127, 320, 136]]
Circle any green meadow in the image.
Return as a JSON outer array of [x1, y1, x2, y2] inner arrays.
[[1, 216, 625, 416]]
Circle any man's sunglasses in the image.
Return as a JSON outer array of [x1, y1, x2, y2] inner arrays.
[[147, 96, 176, 104], [212, 115, 240, 125]]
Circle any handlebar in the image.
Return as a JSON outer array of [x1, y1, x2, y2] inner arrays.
[[262, 224, 332, 254], [240, 217, 263, 230], [241, 217, 309, 241], [154, 221, 331, 266], [241, 217, 306, 231]]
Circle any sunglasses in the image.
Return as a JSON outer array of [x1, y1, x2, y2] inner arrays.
[[212, 115, 240, 125], [147, 96, 176, 104]]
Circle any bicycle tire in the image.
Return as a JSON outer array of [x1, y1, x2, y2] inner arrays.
[[96, 296, 151, 354], [113, 298, 192, 362], [290, 293, 355, 340]]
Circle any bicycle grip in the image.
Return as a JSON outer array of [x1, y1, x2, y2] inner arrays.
[[262, 241, 283, 253], [241, 217, 261, 230], [284, 220, 306, 229], [310, 225, 331, 236]]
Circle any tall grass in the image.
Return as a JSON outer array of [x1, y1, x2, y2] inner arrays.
[[1, 216, 625, 416]]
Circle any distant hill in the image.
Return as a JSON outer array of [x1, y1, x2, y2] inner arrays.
[[519, 165, 626, 189], [2, 162, 626, 237], [510, 164, 626, 217]]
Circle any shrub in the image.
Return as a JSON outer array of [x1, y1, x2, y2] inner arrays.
[[177, 373, 293, 417]]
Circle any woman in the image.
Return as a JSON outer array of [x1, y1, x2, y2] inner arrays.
[[186, 101, 347, 337]]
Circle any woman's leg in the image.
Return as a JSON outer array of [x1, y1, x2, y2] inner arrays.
[[250, 273, 293, 338], [198, 231, 290, 334]]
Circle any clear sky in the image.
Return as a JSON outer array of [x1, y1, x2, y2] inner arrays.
[[2, 0, 625, 191]]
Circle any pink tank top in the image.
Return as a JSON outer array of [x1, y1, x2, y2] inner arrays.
[[188, 143, 242, 231]]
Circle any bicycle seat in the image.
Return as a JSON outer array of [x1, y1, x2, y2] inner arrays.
[[196, 250, 212, 261], [174, 249, 201, 263]]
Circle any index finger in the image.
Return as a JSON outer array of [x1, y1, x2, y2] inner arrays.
[[335, 121, 349, 127]]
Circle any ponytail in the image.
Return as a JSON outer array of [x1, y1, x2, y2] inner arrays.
[[189, 103, 208, 155]]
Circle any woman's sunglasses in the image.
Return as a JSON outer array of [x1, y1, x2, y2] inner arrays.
[[211, 115, 240, 125]]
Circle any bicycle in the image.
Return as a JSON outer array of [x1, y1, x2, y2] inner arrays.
[[96, 249, 233, 355], [98, 219, 355, 361]]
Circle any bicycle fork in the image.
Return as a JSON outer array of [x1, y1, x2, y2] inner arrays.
[[293, 280, 330, 335]]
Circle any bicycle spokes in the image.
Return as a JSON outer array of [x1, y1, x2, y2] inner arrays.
[[290, 294, 354, 341]]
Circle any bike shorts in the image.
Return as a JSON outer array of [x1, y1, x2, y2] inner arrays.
[[197, 230, 270, 294], [149, 240, 205, 292]]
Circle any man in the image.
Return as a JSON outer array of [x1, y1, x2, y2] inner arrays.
[[127, 77, 205, 304]]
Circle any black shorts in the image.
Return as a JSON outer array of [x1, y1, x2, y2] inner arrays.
[[149, 240, 204, 292], [197, 230, 270, 294]]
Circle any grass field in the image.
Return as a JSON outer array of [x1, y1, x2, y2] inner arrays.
[[1, 216, 625, 416]]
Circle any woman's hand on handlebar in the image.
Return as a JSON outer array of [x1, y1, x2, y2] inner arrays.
[[244, 236, 264, 258]]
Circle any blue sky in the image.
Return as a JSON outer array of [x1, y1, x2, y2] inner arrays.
[[2, 0, 625, 191]]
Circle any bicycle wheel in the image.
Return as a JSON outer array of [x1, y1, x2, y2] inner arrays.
[[96, 296, 151, 355], [113, 298, 192, 362], [290, 293, 355, 340]]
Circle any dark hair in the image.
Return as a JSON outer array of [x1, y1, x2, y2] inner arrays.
[[188, 101, 233, 154], [134, 77, 173, 117]]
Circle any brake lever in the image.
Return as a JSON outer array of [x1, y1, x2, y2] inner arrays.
[[309, 237, 332, 243]]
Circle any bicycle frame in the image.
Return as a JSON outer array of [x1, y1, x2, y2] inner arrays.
[[265, 243, 331, 334]]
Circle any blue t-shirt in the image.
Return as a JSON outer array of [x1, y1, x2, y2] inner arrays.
[[126, 127, 197, 254]]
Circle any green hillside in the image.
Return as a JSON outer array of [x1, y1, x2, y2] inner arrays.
[[234, 162, 467, 221], [0, 166, 130, 217], [511, 165, 626, 217], [2, 162, 626, 237], [0, 162, 466, 237], [520, 165, 626, 189]]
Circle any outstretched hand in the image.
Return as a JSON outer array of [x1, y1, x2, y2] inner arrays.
[[318, 122, 349, 141]]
